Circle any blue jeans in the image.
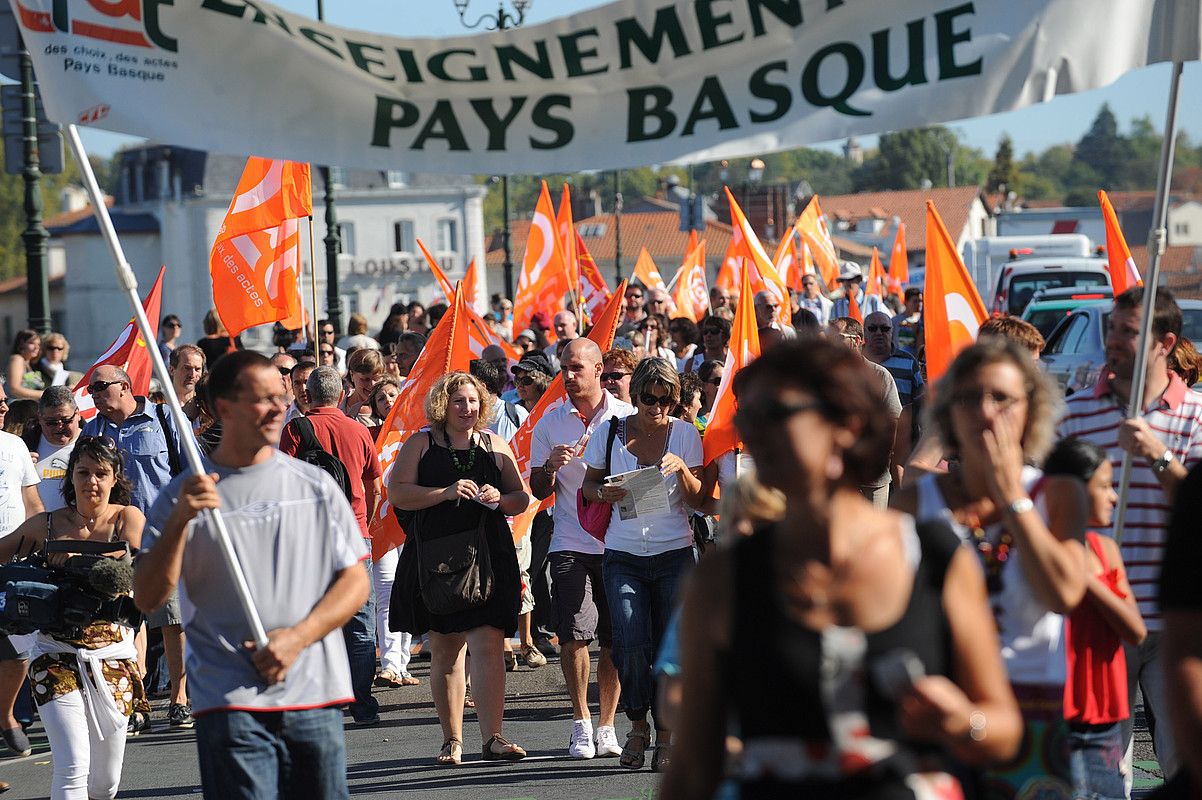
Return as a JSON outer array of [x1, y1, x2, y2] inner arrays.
[[1069, 722, 1126, 800], [603, 546, 694, 722], [195, 706, 348, 800], [343, 547, 378, 721]]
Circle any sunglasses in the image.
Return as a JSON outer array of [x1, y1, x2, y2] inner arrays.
[[42, 415, 77, 427], [164, 322, 181, 328], [626, 295, 643, 302], [515, 375, 538, 386], [704, 378, 722, 387], [639, 393, 673, 408], [277, 367, 292, 376], [45, 345, 65, 351], [320, 349, 335, 356], [601, 372, 630, 382], [735, 399, 822, 429], [865, 325, 892, 333], [88, 379, 125, 394]]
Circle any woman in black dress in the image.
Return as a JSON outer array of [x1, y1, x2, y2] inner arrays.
[[388, 371, 530, 765]]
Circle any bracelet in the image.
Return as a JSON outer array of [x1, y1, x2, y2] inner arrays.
[[1005, 497, 1034, 516], [968, 710, 987, 742], [542, 461, 555, 478]]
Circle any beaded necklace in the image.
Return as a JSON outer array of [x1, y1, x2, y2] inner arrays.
[[963, 509, 1011, 596], [448, 433, 477, 474]]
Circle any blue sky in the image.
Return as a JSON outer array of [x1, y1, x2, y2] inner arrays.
[[79, 0, 1202, 163]]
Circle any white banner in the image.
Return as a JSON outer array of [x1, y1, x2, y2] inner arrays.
[[11, 0, 1202, 173]]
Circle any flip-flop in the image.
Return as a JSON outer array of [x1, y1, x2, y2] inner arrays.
[[400, 675, 421, 686]]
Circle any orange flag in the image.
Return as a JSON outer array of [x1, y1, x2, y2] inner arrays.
[[209, 158, 312, 336], [866, 247, 886, 297], [462, 257, 481, 312], [724, 187, 791, 327], [795, 195, 840, 290], [557, 184, 581, 300], [506, 282, 628, 541], [846, 287, 864, 323], [514, 181, 573, 334], [75, 266, 165, 422], [716, 240, 739, 292], [1099, 190, 1143, 294], [685, 229, 699, 263], [576, 230, 612, 323], [773, 235, 798, 290], [672, 241, 709, 323], [924, 201, 988, 383], [633, 247, 667, 292], [704, 264, 760, 465], [417, 238, 457, 304], [370, 285, 475, 557], [887, 223, 908, 301]]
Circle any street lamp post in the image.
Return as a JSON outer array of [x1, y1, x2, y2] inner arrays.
[[613, 169, 623, 284], [317, 0, 343, 335], [19, 36, 49, 334]]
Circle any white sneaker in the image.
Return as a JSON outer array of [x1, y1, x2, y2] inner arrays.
[[594, 725, 622, 757], [568, 719, 596, 759]]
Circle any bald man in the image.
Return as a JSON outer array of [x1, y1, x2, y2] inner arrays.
[[544, 311, 581, 368], [753, 290, 795, 351], [529, 337, 634, 759]]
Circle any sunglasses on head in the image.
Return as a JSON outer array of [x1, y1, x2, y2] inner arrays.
[[639, 393, 673, 408]]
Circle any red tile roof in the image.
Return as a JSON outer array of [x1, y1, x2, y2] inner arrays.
[[818, 186, 985, 247], [486, 209, 734, 269], [1131, 245, 1202, 300], [44, 197, 114, 231]]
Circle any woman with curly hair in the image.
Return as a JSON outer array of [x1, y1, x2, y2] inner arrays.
[[388, 372, 530, 765], [0, 436, 145, 800], [892, 337, 1089, 797]]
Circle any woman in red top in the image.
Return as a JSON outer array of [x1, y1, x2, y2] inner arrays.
[[1044, 438, 1146, 800]]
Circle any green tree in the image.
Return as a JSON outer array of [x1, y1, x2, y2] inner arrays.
[[855, 126, 959, 190], [987, 135, 1018, 193], [1075, 104, 1128, 188]]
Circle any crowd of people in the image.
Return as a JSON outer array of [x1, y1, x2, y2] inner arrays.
[[0, 264, 1201, 800]]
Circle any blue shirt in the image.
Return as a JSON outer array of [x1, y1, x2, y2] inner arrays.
[[82, 398, 191, 513], [880, 350, 925, 408]]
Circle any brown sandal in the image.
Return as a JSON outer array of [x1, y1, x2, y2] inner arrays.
[[619, 728, 649, 770], [436, 738, 462, 765], [482, 733, 527, 761]]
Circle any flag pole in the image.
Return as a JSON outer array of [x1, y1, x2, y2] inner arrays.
[[64, 125, 269, 649], [1113, 61, 1184, 545], [307, 214, 320, 358]]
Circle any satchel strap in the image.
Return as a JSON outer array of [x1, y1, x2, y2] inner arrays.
[[604, 416, 619, 474]]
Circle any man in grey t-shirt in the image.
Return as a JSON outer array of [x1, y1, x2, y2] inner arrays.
[[828, 317, 901, 508], [135, 351, 369, 800]]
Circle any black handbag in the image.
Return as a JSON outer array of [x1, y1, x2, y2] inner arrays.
[[415, 513, 494, 615]]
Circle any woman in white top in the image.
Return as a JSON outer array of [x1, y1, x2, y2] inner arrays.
[[892, 337, 1089, 797], [636, 314, 677, 363], [582, 357, 705, 772]]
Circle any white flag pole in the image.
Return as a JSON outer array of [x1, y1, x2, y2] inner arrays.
[[64, 125, 269, 648], [1112, 62, 1183, 545]]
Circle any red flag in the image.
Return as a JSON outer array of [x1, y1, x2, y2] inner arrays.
[[1099, 190, 1143, 294], [924, 201, 988, 383], [417, 238, 456, 304], [576, 230, 612, 323], [506, 282, 628, 541], [887, 223, 908, 301], [370, 285, 476, 557], [209, 158, 311, 336], [514, 181, 573, 335], [76, 267, 166, 421], [703, 265, 760, 465]]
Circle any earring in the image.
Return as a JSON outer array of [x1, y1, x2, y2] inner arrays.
[[826, 453, 844, 481]]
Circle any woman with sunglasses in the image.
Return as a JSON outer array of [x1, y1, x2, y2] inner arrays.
[[514, 368, 552, 414], [683, 317, 731, 373], [638, 313, 676, 363], [581, 358, 706, 772], [892, 337, 1089, 797], [0, 436, 146, 800], [695, 360, 724, 426], [661, 340, 1023, 800]]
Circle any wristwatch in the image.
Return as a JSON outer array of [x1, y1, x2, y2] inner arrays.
[[1152, 449, 1174, 474]]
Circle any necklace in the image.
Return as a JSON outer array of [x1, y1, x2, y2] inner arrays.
[[964, 509, 1011, 595], [447, 434, 477, 474]]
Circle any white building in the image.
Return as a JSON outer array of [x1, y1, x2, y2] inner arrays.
[[50, 145, 486, 365]]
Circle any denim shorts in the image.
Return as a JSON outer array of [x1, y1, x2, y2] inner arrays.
[[1068, 721, 1126, 800]]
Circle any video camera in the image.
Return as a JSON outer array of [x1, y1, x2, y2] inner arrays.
[[0, 539, 142, 639]]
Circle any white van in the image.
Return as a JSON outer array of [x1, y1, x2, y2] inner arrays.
[[991, 256, 1111, 317], [961, 234, 1093, 299]]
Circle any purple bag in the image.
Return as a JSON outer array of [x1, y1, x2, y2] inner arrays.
[[575, 417, 620, 542]]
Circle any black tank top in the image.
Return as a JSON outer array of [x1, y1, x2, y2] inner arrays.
[[727, 517, 961, 798]]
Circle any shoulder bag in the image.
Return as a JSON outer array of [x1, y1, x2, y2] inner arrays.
[[576, 417, 620, 543]]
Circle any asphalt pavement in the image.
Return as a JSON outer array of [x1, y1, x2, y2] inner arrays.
[[0, 647, 1168, 799]]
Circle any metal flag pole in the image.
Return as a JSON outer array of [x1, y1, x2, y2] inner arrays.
[[308, 214, 320, 358], [64, 124, 269, 648], [1112, 61, 1183, 545]]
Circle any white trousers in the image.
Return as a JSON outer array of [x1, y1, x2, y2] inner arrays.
[[38, 689, 127, 800], [373, 545, 413, 676]]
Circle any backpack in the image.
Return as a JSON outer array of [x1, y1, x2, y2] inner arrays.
[[288, 416, 355, 503]]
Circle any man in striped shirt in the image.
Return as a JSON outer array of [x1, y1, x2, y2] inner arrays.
[[1057, 287, 1202, 778]]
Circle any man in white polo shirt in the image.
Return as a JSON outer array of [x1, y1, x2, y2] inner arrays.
[[529, 338, 634, 760], [1058, 287, 1202, 778]]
